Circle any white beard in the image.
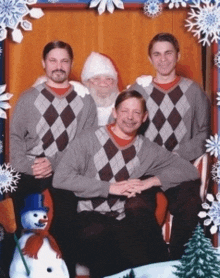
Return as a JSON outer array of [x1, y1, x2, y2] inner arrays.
[[87, 85, 119, 108], [97, 105, 115, 126]]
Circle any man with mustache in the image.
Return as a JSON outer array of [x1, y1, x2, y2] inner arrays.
[[8, 41, 97, 278], [128, 33, 211, 259]]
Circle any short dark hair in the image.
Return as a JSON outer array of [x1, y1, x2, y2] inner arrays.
[[42, 41, 74, 61], [115, 90, 147, 113], [148, 33, 180, 56]]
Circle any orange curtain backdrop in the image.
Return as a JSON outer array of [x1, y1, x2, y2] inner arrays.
[[5, 7, 202, 115]]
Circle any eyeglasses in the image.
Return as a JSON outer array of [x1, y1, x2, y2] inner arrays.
[[90, 76, 115, 86]]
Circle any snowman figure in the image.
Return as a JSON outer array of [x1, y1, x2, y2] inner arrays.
[[9, 193, 69, 278]]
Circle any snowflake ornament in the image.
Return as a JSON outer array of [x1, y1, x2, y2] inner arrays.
[[214, 51, 220, 68], [205, 134, 220, 158], [89, 0, 124, 15], [216, 92, 220, 105], [0, 84, 13, 119], [0, 163, 20, 195], [198, 193, 220, 234], [0, 0, 44, 43], [144, 0, 162, 17], [185, 0, 220, 46], [164, 0, 188, 9], [48, 0, 59, 3]]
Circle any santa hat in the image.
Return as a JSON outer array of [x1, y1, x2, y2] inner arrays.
[[81, 52, 118, 83]]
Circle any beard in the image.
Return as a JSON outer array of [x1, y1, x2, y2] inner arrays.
[[88, 85, 119, 107], [50, 70, 68, 84]]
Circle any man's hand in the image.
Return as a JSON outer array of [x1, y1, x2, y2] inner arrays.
[[109, 177, 161, 198], [32, 157, 52, 179], [133, 177, 161, 192], [136, 75, 153, 87], [109, 179, 144, 198]]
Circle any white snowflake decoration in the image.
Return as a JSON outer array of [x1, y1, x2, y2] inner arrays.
[[0, 163, 20, 195], [164, 0, 188, 9], [90, 0, 124, 15], [48, 0, 59, 3], [205, 134, 220, 158], [214, 51, 220, 68], [211, 160, 220, 182], [0, 0, 44, 43], [0, 46, 2, 57], [198, 193, 220, 234], [185, 0, 220, 46], [216, 92, 220, 105], [0, 84, 13, 119], [144, 0, 162, 17]]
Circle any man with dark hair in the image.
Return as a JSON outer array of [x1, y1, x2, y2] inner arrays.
[[7, 40, 97, 278], [53, 90, 199, 277], [128, 32, 211, 259], [148, 32, 180, 57], [42, 40, 74, 61], [11, 40, 96, 176]]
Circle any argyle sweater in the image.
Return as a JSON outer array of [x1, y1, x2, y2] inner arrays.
[[129, 77, 211, 161], [10, 83, 97, 174], [53, 126, 199, 220]]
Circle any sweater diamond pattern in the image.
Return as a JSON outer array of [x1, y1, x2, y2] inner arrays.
[[77, 127, 143, 220], [32, 88, 83, 157], [145, 85, 190, 151], [94, 127, 143, 183], [104, 139, 118, 160]]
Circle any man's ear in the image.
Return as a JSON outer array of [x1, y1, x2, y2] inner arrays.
[[112, 108, 117, 119], [142, 112, 148, 123], [42, 59, 45, 69], [148, 56, 153, 65], [177, 52, 181, 62]]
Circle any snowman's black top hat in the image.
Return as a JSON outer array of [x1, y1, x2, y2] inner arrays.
[[20, 193, 49, 216]]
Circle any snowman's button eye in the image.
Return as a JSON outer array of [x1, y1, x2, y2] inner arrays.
[[43, 215, 47, 219], [47, 267, 52, 272], [33, 214, 38, 217]]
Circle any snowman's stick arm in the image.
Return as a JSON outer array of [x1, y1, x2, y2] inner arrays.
[[14, 233, 30, 276]]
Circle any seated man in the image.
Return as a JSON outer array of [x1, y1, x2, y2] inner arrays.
[[9, 41, 97, 278], [53, 90, 199, 278]]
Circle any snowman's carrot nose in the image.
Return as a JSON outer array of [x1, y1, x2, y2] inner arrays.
[[39, 219, 48, 224]]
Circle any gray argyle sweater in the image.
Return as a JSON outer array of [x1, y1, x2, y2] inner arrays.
[[53, 126, 199, 220], [10, 82, 97, 174], [129, 77, 211, 161]]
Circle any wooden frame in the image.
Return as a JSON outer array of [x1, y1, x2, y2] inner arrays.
[[0, 1, 219, 275]]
